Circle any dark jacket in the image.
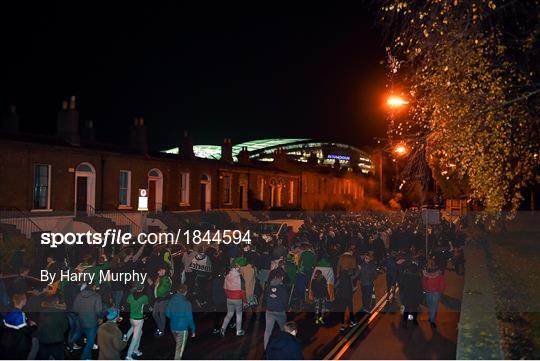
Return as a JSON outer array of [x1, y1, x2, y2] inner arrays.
[[311, 276, 328, 299], [73, 289, 103, 328], [97, 321, 127, 360], [0, 309, 34, 359], [37, 303, 68, 344], [266, 279, 288, 312], [165, 293, 196, 333], [336, 270, 357, 300], [266, 331, 303, 360], [63, 281, 80, 312], [211, 275, 227, 308], [359, 261, 377, 286], [400, 267, 423, 309]]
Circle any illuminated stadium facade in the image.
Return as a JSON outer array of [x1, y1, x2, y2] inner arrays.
[[164, 138, 373, 174]]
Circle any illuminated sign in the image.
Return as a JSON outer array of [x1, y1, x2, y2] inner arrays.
[[138, 189, 148, 211], [327, 154, 350, 161]]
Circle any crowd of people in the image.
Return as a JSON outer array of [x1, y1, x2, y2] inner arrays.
[[0, 210, 465, 360]]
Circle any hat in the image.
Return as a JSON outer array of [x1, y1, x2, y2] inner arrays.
[[106, 308, 119, 321], [234, 256, 248, 267], [134, 282, 145, 291]]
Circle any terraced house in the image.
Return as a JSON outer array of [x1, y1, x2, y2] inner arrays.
[[0, 97, 373, 264]]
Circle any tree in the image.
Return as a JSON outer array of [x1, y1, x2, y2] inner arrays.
[[378, 0, 540, 213]]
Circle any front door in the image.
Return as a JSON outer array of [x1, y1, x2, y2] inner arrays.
[[76, 176, 88, 212], [239, 186, 244, 209], [200, 183, 206, 211], [148, 180, 156, 212]]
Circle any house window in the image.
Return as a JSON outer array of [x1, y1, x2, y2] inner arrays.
[[289, 180, 294, 204], [180, 172, 190, 205], [33, 164, 51, 209], [119, 170, 131, 206], [223, 175, 232, 204]]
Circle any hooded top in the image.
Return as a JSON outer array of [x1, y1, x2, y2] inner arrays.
[[73, 289, 103, 328], [223, 268, 246, 301], [266, 278, 287, 312]]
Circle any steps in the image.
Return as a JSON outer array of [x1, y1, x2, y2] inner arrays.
[[74, 215, 130, 234], [0, 222, 35, 271]]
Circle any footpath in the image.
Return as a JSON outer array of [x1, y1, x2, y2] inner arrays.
[[456, 239, 504, 359]]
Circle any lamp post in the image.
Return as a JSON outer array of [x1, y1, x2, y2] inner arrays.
[[378, 94, 410, 204], [375, 140, 408, 204]]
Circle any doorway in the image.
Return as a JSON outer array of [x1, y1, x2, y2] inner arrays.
[[74, 162, 96, 215], [200, 174, 211, 211], [148, 169, 163, 212]]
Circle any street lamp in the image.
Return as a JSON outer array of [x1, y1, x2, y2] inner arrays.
[[375, 140, 409, 203], [386, 96, 409, 108], [393, 144, 408, 156]]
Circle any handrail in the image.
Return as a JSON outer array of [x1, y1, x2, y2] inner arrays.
[[0, 206, 44, 238], [84, 204, 142, 236]]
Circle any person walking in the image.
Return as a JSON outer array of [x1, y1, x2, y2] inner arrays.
[[266, 321, 303, 360], [0, 293, 36, 360], [97, 308, 127, 360], [385, 252, 398, 301], [336, 247, 357, 278], [310, 270, 329, 325], [211, 269, 227, 334], [335, 269, 357, 331], [359, 254, 377, 313], [399, 263, 423, 328], [422, 260, 446, 328], [37, 295, 68, 360], [149, 266, 172, 337], [64, 276, 83, 353], [263, 270, 288, 349], [165, 284, 196, 360], [125, 283, 149, 359], [73, 283, 103, 360], [220, 264, 246, 336]]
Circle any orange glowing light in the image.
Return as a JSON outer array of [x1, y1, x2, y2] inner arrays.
[[394, 144, 408, 156], [386, 96, 409, 107]]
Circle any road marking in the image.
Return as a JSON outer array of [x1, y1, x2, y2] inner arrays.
[[323, 286, 398, 360]]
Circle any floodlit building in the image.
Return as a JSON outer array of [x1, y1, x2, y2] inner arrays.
[[163, 138, 373, 174]]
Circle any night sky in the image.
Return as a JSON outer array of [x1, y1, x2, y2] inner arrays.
[[0, 1, 388, 151]]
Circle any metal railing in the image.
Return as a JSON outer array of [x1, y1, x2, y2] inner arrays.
[[0, 206, 44, 238], [83, 204, 143, 236]]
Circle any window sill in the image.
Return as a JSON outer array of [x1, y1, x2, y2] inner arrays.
[[118, 205, 132, 210], [179, 203, 191, 207], [30, 209, 53, 213], [224, 202, 233, 206]]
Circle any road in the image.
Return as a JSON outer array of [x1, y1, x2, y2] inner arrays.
[[65, 268, 462, 360], [137, 274, 390, 360], [341, 269, 464, 360]]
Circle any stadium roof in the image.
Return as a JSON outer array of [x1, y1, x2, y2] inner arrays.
[[162, 138, 371, 164]]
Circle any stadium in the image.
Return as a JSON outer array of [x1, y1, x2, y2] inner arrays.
[[163, 138, 373, 174]]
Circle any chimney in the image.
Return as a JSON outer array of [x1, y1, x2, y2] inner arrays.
[[81, 120, 96, 143], [307, 152, 318, 166], [2, 105, 19, 133], [237, 146, 250, 164], [272, 147, 287, 166], [130, 117, 148, 154], [221, 138, 233, 163], [179, 130, 194, 159], [57, 96, 80, 145]]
